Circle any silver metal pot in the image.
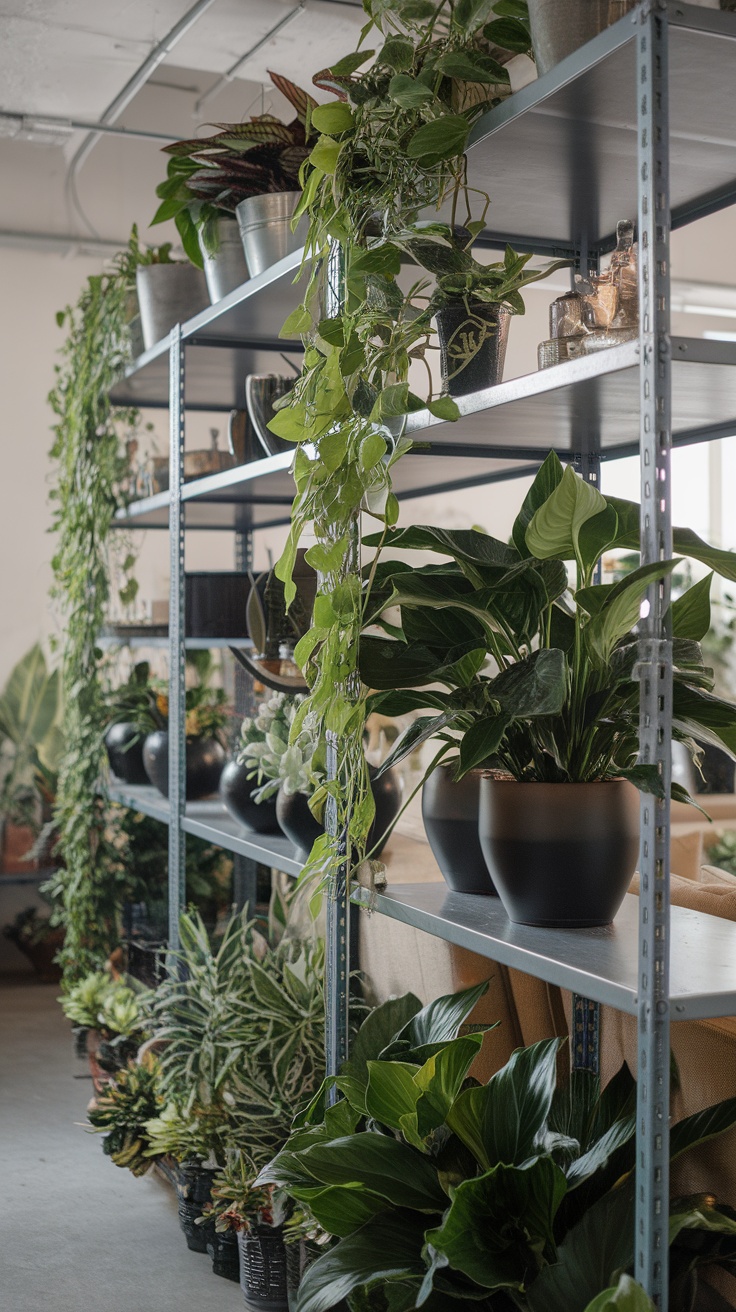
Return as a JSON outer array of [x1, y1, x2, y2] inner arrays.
[[135, 263, 209, 351], [235, 192, 308, 278], [527, 0, 635, 76], [245, 374, 295, 456], [199, 216, 249, 303]]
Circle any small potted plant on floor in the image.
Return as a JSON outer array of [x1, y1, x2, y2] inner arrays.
[[87, 1050, 160, 1177], [60, 969, 147, 1092], [220, 692, 305, 834], [153, 71, 314, 294], [0, 643, 62, 872], [3, 903, 64, 981], [362, 451, 736, 925]]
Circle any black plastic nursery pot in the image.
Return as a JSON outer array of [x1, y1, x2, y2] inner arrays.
[[435, 302, 510, 397], [143, 730, 226, 800], [275, 764, 402, 860], [238, 1224, 289, 1311], [421, 763, 497, 895], [176, 1164, 217, 1254], [104, 722, 149, 785], [220, 758, 281, 834], [478, 777, 640, 927], [207, 1228, 241, 1282]]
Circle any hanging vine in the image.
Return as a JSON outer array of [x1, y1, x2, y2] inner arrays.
[[47, 264, 138, 982], [270, 0, 561, 889]]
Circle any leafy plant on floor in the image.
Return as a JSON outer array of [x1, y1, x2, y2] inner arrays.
[[266, 0, 566, 900], [259, 985, 736, 1312], [360, 451, 736, 801], [59, 969, 148, 1070], [87, 1052, 161, 1176], [152, 71, 315, 265]]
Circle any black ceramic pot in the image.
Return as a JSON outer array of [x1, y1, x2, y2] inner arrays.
[[143, 730, 226, 800], [435, 302, 510, 397], [238, 1225, 289, 1311], [176, 1163, 217, 1254], [104, 722, 149, 785], [219, 758, 281, 833], [276, 765, 402, 859], [479, 778, 640, 928], [421, 764, 497, 895], [696, 741, 736, 795], [207, 1228, 241, 1282]]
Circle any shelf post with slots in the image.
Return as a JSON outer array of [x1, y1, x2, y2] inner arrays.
[[167, 325, 187, 953], [634, 7, 673, 1305]]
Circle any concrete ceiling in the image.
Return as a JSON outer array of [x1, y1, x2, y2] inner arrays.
[[0, 0, 365, 118]]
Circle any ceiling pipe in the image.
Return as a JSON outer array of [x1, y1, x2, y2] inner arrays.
[[193, 1, 306, 117], [0, 229, 126, 257], [0, 110, 174, 144], [66, 0, 218, 236]]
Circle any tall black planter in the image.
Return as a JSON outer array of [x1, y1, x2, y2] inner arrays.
[[207, 1228, 241, 1282], [143, 730, 225, 801], [276, 765, 402, 859], [435, 302, 510, 397], [176, 1163, 217, 1254], [105, 722, 149, 785], [238, 1225, 289, 1311], [421, 764, 497, 895], [479, 777, 639, 927], [220, 758, 281, 833]]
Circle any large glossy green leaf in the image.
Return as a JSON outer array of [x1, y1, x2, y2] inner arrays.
[[0, 643, 60, 751], [576, 505, 620, 575], [525, 465, 606, 565], [583, 1275, 654, 1312], [457, 713, 510, 775], [669, 1094, 736, 1162], [672, 684, 736, 756], [446, 1039, 562, 1169], [585, 560, 680, 664], [295, 1133, 448, 1211], [606, 498, 736, 582], [372, 712, 460, 778], [426, 1157, 567, 1290], [295, 1214, 428, 1312], [565, 1115, 636, 1187], [336, 993, 422, 1112], [410, 1034, 485, 1142], [407, 115, 471, 164], [365, 1060, 421, 1131], [364, 524, 517, 571], [288, 1182, 389, 1236], [525, 1180, 636, 1312], [382, 981, 490, 1062], [512, 451, 565, 557], [359, 633, 486, 692], [671, 573, 712, 641]]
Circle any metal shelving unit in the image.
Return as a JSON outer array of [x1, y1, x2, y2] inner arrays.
[[104, 5, 736, 1304]]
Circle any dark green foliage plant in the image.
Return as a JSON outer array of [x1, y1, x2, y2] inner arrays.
[[258, 986, 736, 1312], [361, 451, 736, 799], [87, 1052, 160, 1176]]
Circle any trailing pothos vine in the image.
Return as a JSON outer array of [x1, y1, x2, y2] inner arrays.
[[47, 264, 137, 983], [270, 0, 563, 891]]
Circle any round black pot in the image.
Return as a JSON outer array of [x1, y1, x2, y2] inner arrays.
[[421, 764, 497, 895], [207, 1228, 241, 1282], [220, 758, 281, 833], [143, 730, 226, 801], [435, 302, 510, 398], [479, 778, 640, 928], [176, 1164, 217, 1254], [276, 765, 402, 860], [104, 722, 149, 785], [696, 740, 736, 794], [238, 1225, 289, 1311]]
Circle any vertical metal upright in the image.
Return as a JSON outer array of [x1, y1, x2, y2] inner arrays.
[[232, 525, 258, 913], [167, 325, 187, 953], [634, 6, 672, 1305], [323, 238, 352, 1087]]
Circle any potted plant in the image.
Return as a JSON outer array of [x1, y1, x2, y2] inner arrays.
[[3, 904, 64, 981], [129, 226, 208, 351], [0, 643, 62, 872], [220, 692, 305, 833], [60, 968, 147, 1093], [361, 451, 736, 925], [259, 983, 736, 1312], [87, 1051, 160, 1178], [104, 660, 157, 786], [205, 1160, 289, 1300], [140, 653, 228, 801], [153, 71, 314, 291]]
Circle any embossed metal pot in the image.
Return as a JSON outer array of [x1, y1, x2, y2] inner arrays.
[[527, 0, 635, 77], [143, 730, 225, 801], [421, 764, 497, 895], [478, 777, 639, 927], [199, 216, 249, 303], [136, 263, 209, 350], [236, 192, 309, 278], [435, 302, 510, 397]]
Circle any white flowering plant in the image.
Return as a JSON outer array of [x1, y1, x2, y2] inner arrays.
[[237, 694, 325, 801]]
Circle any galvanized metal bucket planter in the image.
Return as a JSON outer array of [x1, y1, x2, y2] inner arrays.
[[435, 302, 510, 397], [478, 777, 640, 927], [245, 374, 295, 456], [527, 0, 635, 77], [199, 216, 249, 303], [136, 263, 209, 351], [236, 192, 308, 278]]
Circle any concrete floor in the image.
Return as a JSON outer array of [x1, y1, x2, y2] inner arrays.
[[0, 980, 242, 1311]]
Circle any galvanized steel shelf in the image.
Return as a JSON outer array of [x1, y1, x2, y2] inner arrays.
[[352, 882, 736, 1022]]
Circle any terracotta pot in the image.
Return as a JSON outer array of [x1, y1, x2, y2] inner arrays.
[[478, 777, 639, 927]]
